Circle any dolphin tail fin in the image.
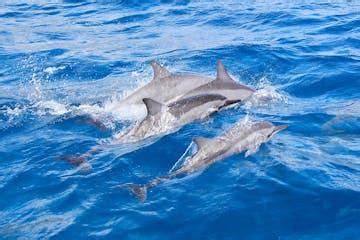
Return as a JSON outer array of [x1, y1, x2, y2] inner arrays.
[[119, 183, 148, 202], [78, 116, 109, 132], [57, 155, 92, 172]]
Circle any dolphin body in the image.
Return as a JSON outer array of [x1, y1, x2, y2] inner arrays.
[[180, 60, 255, 104], [113, 61, 213, 119], [120, 121, 288, 202], [115, 93, 240, 143]]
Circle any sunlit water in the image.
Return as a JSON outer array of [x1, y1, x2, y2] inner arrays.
[[0, 1, 359, 239]]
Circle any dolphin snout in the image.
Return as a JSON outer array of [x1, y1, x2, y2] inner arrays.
[[274, 124, 288, 132]]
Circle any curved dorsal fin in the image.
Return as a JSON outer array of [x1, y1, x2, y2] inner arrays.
[[193, 137, 210, 149], [150, 60, 171, 80], [142, 98, 164, 116], [216, 60, 235, 83]]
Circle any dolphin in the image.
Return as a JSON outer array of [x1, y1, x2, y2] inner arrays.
[[180, 60, 255, 104], [113, 61, 213, 119], [120, 120, 288, 202], [115, 93, 241, 143]]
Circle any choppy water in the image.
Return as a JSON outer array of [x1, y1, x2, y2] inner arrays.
[[1, 1, 360, 239]]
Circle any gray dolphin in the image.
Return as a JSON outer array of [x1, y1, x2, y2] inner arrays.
[[113, 61, 213, 119], [120, 120, 288, 202], [180, 60, 254, 104], [115, 94, 241, 143]]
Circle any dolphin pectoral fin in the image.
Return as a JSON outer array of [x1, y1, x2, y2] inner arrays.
[[193, 137, 210, 150], [118, 183, 148, 202], [143, 98, 164, 116], [244, 144, 261, 158], [150, 60, 171, 80], [216, 60, 235, 83]]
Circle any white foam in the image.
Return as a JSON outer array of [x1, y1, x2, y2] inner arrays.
[[1, 105, 27, 129], [4, 105, 24, 117], [100, 99, 147, 121], [44, 66, 66, 75], [35, 100, 70, 116]]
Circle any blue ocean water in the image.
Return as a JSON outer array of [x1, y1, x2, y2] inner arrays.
[[0, 0, 360, 239]]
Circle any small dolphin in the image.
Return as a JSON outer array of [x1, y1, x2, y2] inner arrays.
[[120, 121, 288, 202], [181, 60, 254, 104], [115, 94, 241, 143], [113, 61, 213, 119]]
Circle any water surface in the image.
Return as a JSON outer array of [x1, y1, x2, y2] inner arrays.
[[0, 1, 359, 239]]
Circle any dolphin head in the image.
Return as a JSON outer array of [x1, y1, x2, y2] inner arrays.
[[245, 122, 288, 142], [225, 122, 288, 158]]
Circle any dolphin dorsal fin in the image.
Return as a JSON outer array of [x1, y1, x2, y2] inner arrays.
[[216, 60, 235, 83], [193, 137, 210, 149], [142, 98, 164, 116], [150, 60, 171, 80]]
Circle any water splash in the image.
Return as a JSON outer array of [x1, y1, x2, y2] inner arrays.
[[1, 59, 154, 131], [244, 76, 289, 108], [43, 66, 66, 75], [169, 142, 196, 173]]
